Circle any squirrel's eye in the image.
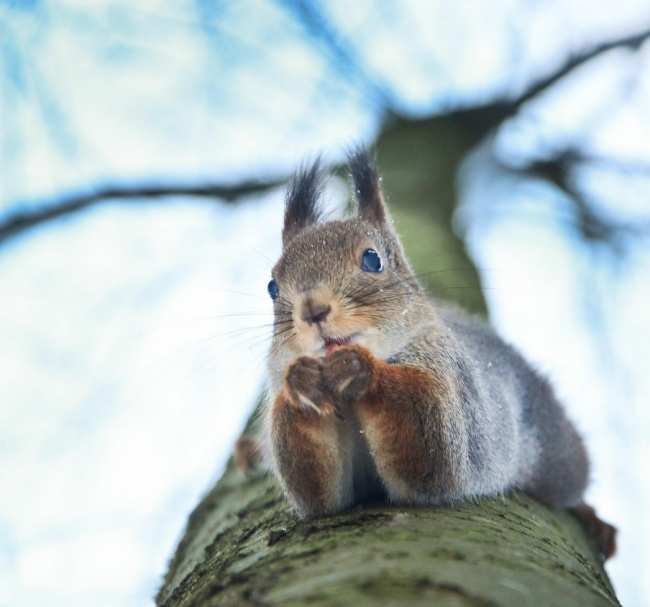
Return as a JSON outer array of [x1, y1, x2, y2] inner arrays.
[[267, 279, 279, 300], [361, 248, 383, 273]]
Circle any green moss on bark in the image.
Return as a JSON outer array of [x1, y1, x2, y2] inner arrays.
[[157, 460, 618, 607]]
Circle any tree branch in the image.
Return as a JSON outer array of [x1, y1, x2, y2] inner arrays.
[[494, 147, 650, 246], [2, 25, 649, 249], [156, 459, 619, 606], [512, 27, 650, 111], [446, 25, 650, 141], [0, 178, 283, 246], [274, 0, 396, 112]]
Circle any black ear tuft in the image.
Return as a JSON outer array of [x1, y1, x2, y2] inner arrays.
[[283, 158, 324, 246], [348, 147, 387, 224]]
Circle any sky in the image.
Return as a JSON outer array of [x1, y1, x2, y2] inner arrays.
[[0, 194, 285, 607], [1, 1, 650, 606]]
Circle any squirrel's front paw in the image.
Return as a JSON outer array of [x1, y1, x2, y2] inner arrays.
[[285, 356, 337, 417], [323, 345, 375, 403]]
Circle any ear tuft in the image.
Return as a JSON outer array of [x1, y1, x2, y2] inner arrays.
[[348, 147, 387, 224], [283, 158, 324, 246]]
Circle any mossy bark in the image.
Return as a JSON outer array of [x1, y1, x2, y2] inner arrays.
[[157, 117, 618, 606], [157, 461, 618, 606]]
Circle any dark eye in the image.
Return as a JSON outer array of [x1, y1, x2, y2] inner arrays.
[[361, 248, 383, 273], [267, 279, 279, 300]]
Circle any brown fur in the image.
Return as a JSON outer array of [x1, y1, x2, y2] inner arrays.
[[571, 503, 618, 561], [325, 345, 462, 502], [233, 436, 261, 474], [270, 361, 351, 516]]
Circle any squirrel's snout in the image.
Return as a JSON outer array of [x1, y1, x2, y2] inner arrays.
[[301, 298, 331, 325]]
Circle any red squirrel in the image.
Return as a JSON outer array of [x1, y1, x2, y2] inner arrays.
[[250, 150, 616, 559]]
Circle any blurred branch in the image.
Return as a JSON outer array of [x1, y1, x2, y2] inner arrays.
[[510, 28, 650, 111], [495, 147, 650, 246], [576, 153, 650, 176], [442, 25, 650, 255], [0, 179, 282, 247], [448, 26, 650, 140], [275, 0, 396, 112], [3, 23, 650, 249]]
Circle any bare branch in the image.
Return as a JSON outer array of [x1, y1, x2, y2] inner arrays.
[[494, 147, 650, 246], [447, 26, 650, 141], [573, 153, 650, 176], [275, 0, 395, 112], [0, 178, 283, 247], [511, 28, 650, 111], [2, 23, 650, 249]]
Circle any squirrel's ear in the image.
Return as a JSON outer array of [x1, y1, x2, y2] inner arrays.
[[348, 148, 388, 225], [283, 159, 324, 247]]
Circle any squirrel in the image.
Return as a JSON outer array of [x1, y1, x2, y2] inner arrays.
[[251, 149, 616, 560]]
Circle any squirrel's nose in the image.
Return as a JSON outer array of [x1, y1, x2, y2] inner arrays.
[[301, 299, 331, 325]]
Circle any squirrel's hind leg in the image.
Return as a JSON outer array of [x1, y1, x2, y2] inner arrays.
[[270, 357, 354, 518]]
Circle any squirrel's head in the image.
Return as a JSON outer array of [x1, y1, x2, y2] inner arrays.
[[268, 150, 426, 362]]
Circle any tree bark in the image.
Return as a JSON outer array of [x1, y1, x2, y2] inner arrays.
[[156, 460, 618, 606]]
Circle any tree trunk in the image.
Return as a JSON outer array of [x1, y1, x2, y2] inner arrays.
[[376, 114, 487, 316], [156, 118, 619, 606]]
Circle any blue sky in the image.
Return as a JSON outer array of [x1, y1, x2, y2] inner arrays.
[[1, 1, 650, 605]]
